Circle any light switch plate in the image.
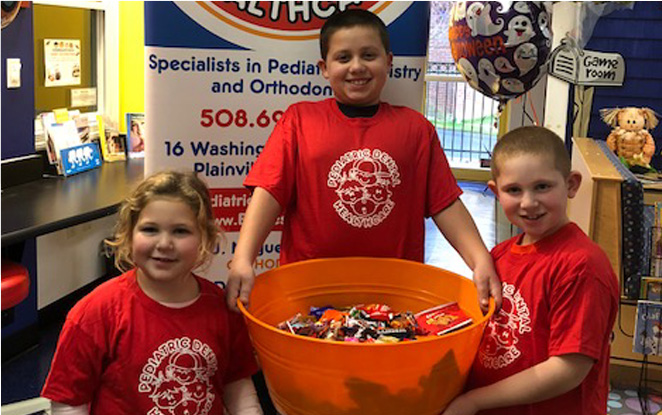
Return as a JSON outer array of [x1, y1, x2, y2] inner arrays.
[[7, 58, 22, 88]]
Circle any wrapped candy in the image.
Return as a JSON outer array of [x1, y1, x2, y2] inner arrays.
[[277, 302, 472, 343]]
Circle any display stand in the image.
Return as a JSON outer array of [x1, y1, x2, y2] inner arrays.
[[59, 142, 102, 176]]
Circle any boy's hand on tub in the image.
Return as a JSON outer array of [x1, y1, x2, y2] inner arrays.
[[226, 259, 255, 312]]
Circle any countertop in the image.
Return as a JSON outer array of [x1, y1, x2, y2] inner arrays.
[[2, 159, 144, 246]]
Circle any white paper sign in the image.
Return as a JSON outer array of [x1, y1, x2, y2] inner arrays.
[[549, 38, 626, 87], [44, 39, 81, 87], [70, 87, 97, 107]]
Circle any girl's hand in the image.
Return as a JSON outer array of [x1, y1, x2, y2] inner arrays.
[[226, 259, 255, 312], [441, 394, 479, 415]]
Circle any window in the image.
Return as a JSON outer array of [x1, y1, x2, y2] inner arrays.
[[33, 4, 97, 114], [33, 1, 118, 150], [425, 2, 499, 172]]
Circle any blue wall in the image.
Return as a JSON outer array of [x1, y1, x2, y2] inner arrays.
[[586, 2, 662, 169], [1, 6, 35, 160], [1, 6, 39, 348]]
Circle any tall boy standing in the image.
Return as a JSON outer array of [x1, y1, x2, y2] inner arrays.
[[443, 126, 619, 415], [226, 9, 502, 312]]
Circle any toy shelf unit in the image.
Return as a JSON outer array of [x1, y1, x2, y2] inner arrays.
[[569, 137, 662, 368]]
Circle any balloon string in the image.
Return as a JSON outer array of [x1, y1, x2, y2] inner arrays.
[[528, 92, 541, 126]]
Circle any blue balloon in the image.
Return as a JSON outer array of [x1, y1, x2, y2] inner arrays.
[[449, 1, 552, 101]]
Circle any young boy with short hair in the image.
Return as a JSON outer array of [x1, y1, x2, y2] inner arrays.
[[442, 126, 619, 415], [226, 8, 502, 312]]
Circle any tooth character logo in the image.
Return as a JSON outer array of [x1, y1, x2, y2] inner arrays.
[[139, 337, 218, 415], [328, 149, 400, 229], [478, 283, 531, 370]]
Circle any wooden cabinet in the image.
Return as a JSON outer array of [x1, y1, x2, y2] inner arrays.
[[569, 137, 662, 367]]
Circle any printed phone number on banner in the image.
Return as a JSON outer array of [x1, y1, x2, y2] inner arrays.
[[201, 108, 284, 129]]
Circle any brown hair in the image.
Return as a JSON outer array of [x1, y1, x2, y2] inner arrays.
[[319, 8, 390, 60], [105, 170, 220, 272], [491, 126, 571, 179]]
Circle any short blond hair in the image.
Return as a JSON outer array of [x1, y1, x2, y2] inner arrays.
[[491, 126, 571, 179], [105, 170, 220, 272]]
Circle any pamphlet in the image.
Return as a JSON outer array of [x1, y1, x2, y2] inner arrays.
[[126, 112, 145, 159], [97, 115, 126, 162]]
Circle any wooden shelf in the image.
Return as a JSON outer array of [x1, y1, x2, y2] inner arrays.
[[569, 137, 662, 367]]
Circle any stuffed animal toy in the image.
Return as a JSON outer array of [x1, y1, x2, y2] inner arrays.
[[600, 107, 659, 168]]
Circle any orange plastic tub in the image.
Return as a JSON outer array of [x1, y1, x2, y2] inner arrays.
[[239, 257, 494, 415]]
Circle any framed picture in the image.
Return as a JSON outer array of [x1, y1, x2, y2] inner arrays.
[[126, 112, 145, 159], [97, 115, 126, 162]]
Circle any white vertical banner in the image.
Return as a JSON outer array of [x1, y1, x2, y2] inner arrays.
[[145, 1, 430, 286]]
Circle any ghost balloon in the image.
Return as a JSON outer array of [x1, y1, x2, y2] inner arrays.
[[449, 1, 552, 101]]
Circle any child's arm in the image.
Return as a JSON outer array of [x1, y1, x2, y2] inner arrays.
[[226, 187, 282, 312], [441, 354, 594, 415], [51, 403, 89, 415], [224, 377, 264, 415], [432, 199, 502, 311]]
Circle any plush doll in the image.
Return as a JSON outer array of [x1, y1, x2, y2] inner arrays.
[[600, 107, 659, 168]]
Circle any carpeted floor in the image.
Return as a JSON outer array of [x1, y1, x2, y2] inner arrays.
[[608, 388, 662, 414]]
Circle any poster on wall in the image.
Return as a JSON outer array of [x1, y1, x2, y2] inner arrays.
[[145, 1, 430, 285], [44, 39, 81, 87]]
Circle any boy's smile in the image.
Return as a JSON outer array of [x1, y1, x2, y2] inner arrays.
[[318, 25, 393, 107], [488, 154, 581, 246]]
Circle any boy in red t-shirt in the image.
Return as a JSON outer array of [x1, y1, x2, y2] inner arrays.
[[442, 126, 619, 415], [226, 8, 502, 314]]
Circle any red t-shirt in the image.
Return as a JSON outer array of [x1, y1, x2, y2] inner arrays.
[[466, 223, 619, 415], [245, 98, 462, 264], [42, 269, 258, 414]]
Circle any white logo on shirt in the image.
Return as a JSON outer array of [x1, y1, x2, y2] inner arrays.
[[138, 337, 218, 415], [327, 148, 401, 228], [478, 283, 532, 370]]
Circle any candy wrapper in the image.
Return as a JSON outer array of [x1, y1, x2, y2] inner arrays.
[[277, 304, 418, 343], [277, 302, 472, 343], [414, 302, 473, 336]]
